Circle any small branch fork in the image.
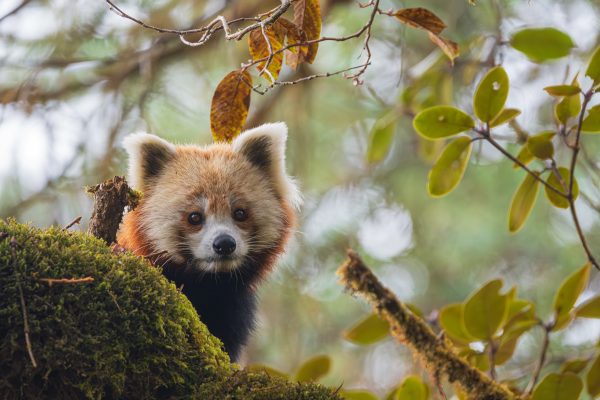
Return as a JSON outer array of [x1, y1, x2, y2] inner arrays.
[[104, 0, 384, 94]]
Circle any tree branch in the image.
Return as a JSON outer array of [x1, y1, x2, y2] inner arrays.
[[567, 88, 598, 270], [337, 250, 516, 400]]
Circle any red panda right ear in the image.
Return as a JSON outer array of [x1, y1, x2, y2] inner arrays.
[[122, 133, 176, 191]]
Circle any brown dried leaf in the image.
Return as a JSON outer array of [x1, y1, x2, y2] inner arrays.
[[248, 23, 285, 82], [292, 0, 322, 64], [394, 8, 447, 35], [278, 17, 307, 69], [428, 32, 459, 64], [393, 7, 458, 63], [210, 70, 252, 143]]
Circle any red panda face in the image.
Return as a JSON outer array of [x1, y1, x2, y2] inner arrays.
[[121, 123, 300, 274]]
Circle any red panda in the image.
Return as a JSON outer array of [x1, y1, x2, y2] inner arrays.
[[117, 123, 300, 361]]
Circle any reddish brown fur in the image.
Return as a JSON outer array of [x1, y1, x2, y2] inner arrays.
[[117, 144, 297, 289]]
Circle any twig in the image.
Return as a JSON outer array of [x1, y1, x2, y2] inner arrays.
[[63, 216, 82, 230], [37, 277, 95, 286], [249, 63, 371, 95], [567, 88, 598, 270], [346, 0, 380, 84], [488, 341, 497, 380], [107, 0, 380, 85], [337, 250, 516, 400], [11, 237, 37, 368], [525, 322, 551, 394], [0, 0, 32, 23], [104, 0, 262, 36], [475, 127, 566, 198]]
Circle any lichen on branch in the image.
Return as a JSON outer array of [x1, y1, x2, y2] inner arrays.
[[337, 250, 518, 400]]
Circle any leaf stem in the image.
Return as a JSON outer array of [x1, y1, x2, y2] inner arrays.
[[525, 322, 551, 394]]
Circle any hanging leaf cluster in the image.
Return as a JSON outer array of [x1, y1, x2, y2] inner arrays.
[[210, 0, 322, 142]]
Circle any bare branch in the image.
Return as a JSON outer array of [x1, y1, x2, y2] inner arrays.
[[567, 88, 598, 270], [37, 277, 95, 286], [0, 0, 33, 24]]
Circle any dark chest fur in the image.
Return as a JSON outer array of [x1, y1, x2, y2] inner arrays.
[[162, 264, 257, 362]]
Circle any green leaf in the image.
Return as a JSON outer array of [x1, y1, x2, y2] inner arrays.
[[527, 131, 555, 159], [544, 167, 578, 209], [413, 106, 475, 139], [343, 314, 390, 345], [553, 263, 591, 327], [532, 373, 583, 400], [543, 85, 581, 96], [495, 335, 519, 365], [511, 28, 574, 62], [295, 355, 331, 382], [473, 66, 509, 122], [439, 303, 474, 343], [367, 113, 398, 163], [504, 296, 535, 325], [575, 295, 600, 318], [582, 105, 600, 133], [555, 89, 581, 124], [463, 279, 509, 340], [560, 358, 590, 374], [427, 136, 472, 197], [508, 173, 540, 233], [585, 46, 600, 85], [513, 145, 534, 169], [587, 355, 600, 397], [341, 390, 379, 400], [489, 108, 521, 128], [394, 375, 429, 400]]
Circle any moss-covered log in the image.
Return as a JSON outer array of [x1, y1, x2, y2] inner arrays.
[[0, 220, 339, 400]]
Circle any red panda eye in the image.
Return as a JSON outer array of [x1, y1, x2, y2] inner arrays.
[[233, 209, 247, 222], [188, 212, 204, 225]]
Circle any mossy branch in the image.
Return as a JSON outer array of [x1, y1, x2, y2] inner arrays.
[[86, 176, 140, 243], [337, 250, 518, 400]]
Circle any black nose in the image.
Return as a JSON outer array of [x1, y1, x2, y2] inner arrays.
[[213, 234, 236, 256]]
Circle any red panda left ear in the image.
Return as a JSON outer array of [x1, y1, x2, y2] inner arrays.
[[233, 122, 301, 209], [122, 133, 176, 191]]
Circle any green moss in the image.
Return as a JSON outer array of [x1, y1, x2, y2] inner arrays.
[[0, 220, 339, 400]]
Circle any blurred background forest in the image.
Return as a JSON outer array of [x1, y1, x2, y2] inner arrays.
[[1, 0, 600, 397]]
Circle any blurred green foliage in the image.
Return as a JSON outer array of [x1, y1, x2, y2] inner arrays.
[[1, 0, 600, 398]]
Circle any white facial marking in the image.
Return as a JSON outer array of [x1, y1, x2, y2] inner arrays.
[[188, 216, 249, 272]]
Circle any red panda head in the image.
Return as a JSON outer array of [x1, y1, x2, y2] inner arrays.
[[119, 123, 300, 277]]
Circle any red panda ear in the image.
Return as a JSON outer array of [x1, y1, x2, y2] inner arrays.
[[233, 122, 301, 209], [122, 133, 176, 191]]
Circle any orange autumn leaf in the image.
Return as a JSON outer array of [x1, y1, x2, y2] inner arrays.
[[278, 17, 307, 70], [393, 7, 459, 63], [291, 0, 321, 65], [428, 32, 459, 63], [210, 70, 252, 143], [394, 8, 447, 35], [248, 23, 285, 82]]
